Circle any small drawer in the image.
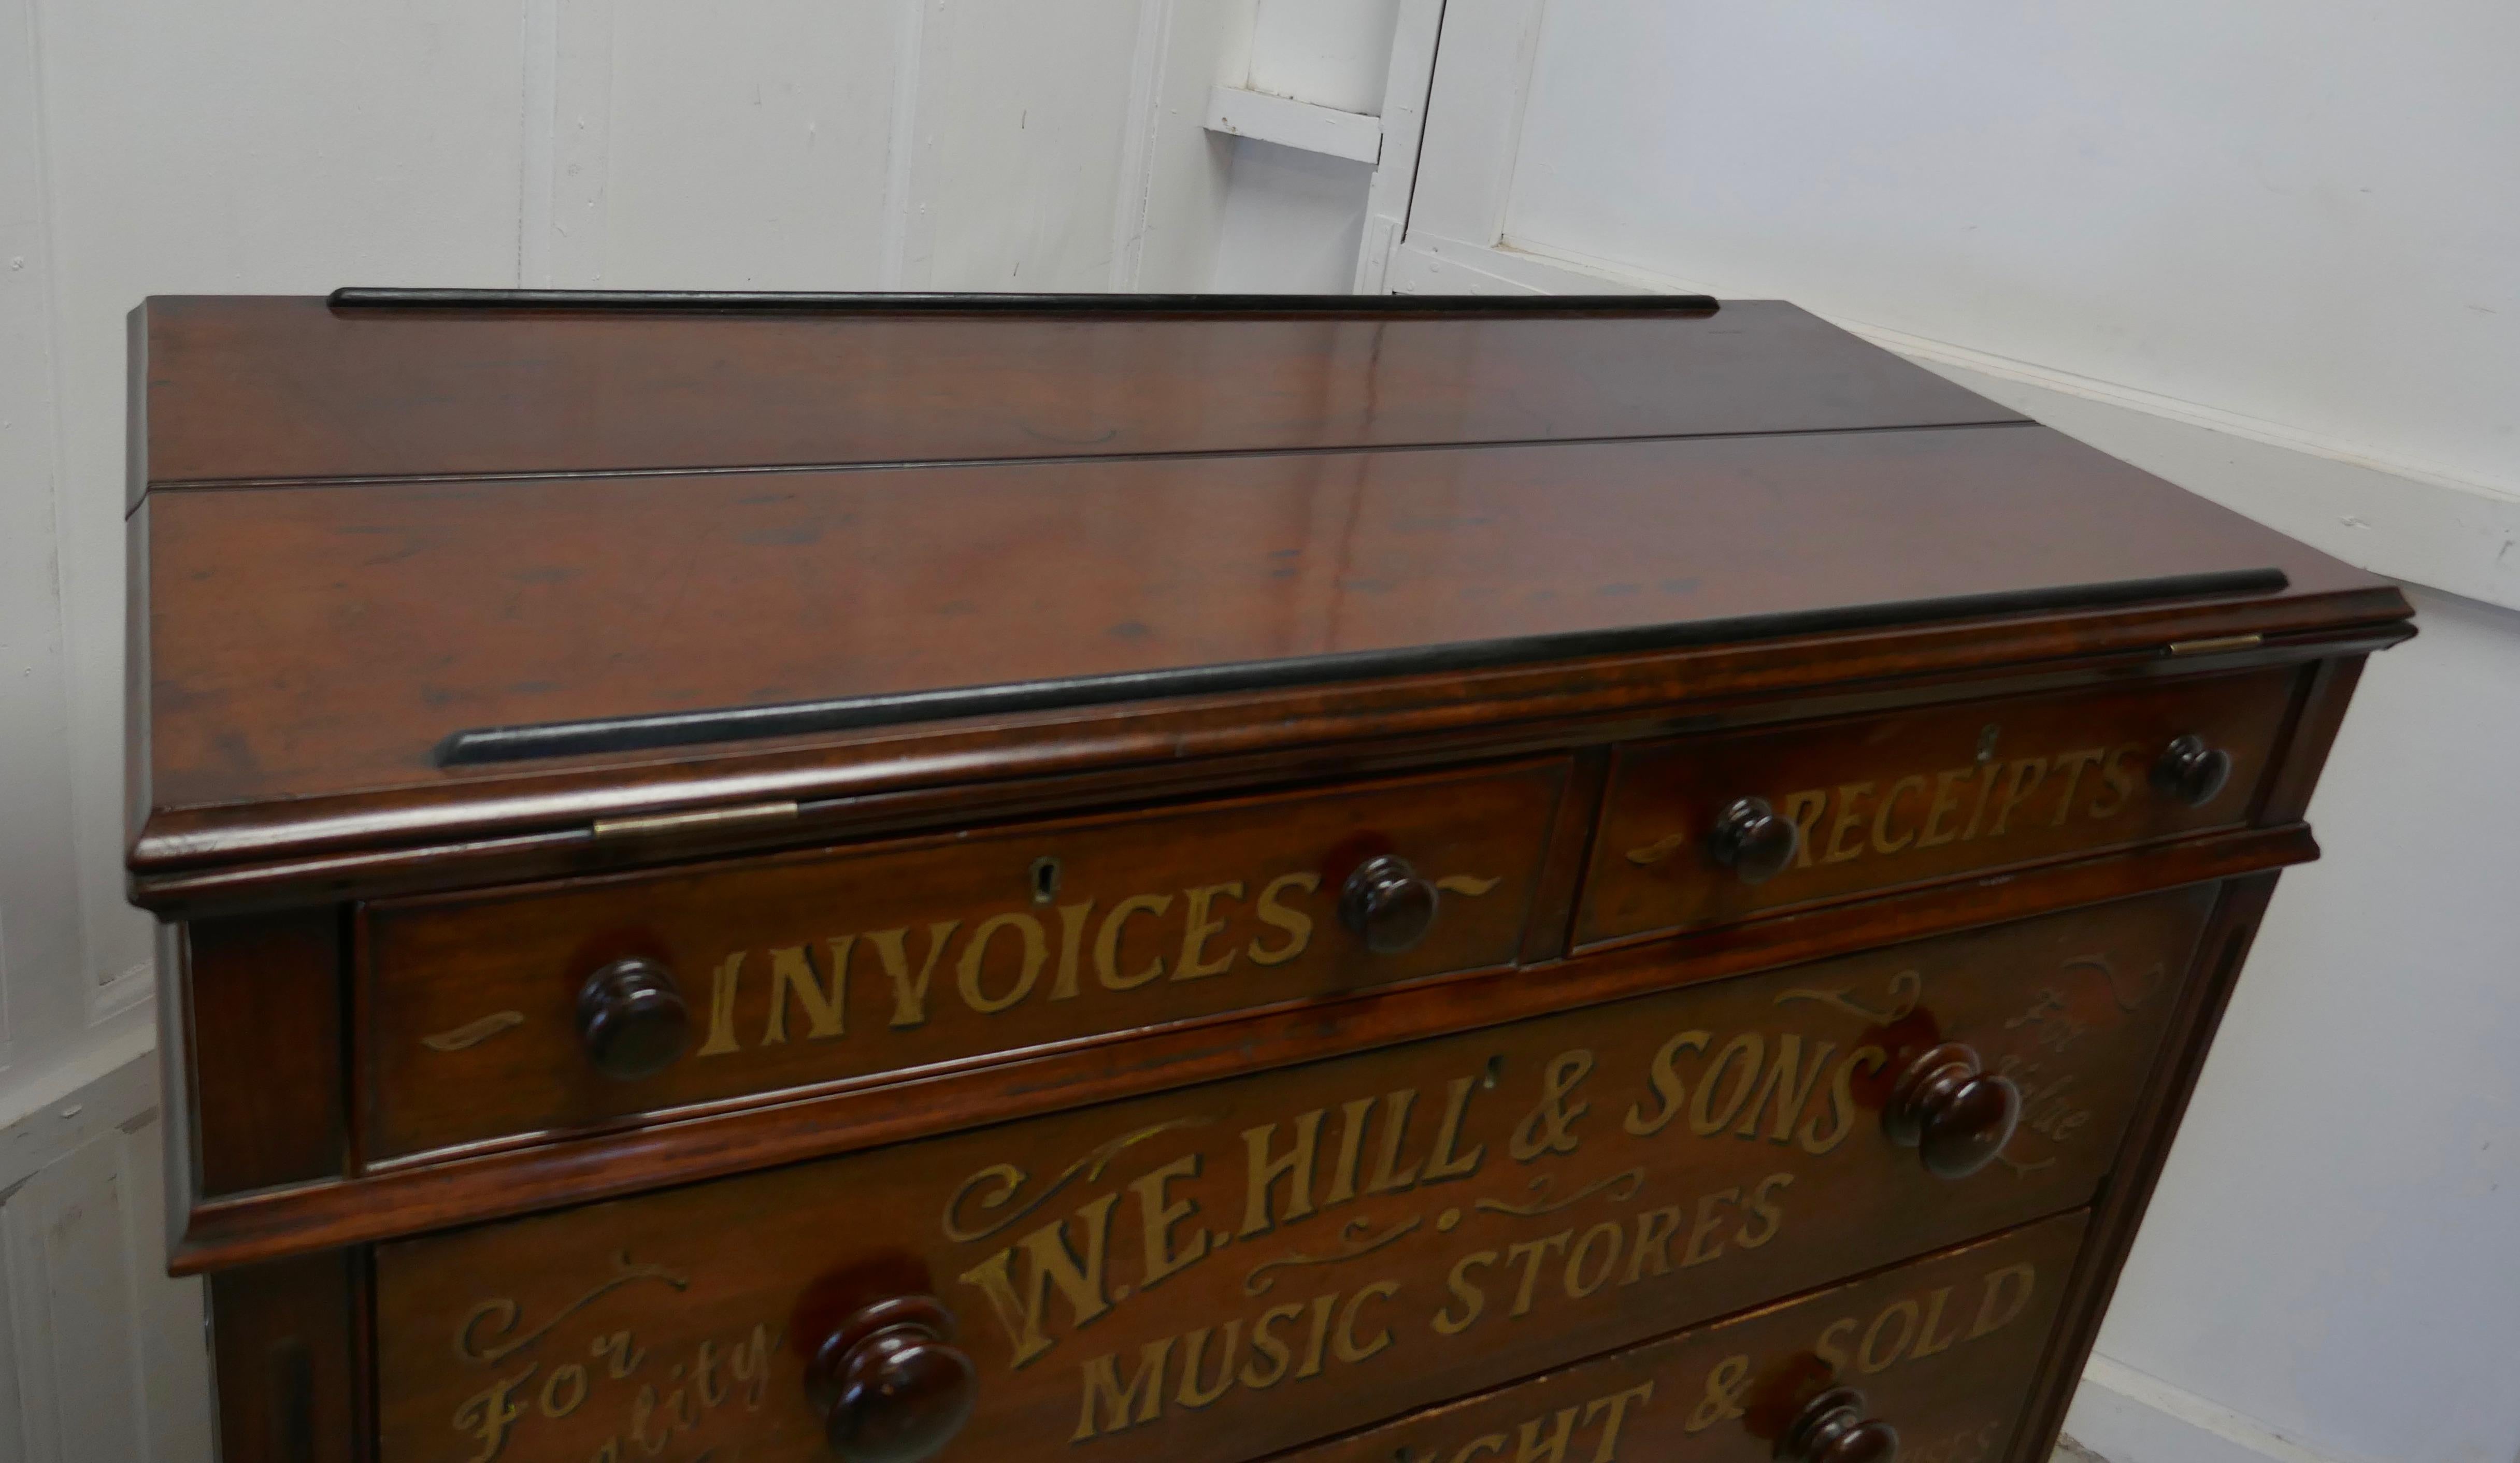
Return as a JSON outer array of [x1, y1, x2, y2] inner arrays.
[[1579, 667, 2297, 948], [360, 761, 1568, 1161], [373, 887, 2208, 1463], [1289, 1211, 2084, 1463]]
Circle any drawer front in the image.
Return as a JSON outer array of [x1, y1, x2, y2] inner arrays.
[[375, 888, 2207, 1463], [1580, 668, 2296, 947], [363, 761, 1568, 1160], [1290, 1212, 2084, 1463]]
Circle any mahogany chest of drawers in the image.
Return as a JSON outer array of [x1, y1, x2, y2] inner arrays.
[[125, 291, 2411, 1463]]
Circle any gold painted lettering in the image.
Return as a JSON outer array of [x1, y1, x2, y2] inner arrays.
[[1958, 763, 2002, 840], [1335, 1281, 1400, 1362], [1095, 895, 1172, 989], [2048, 748, 2106, 823], [1912, 1286, 1964, 1359], [1583, 1383, 1656, 1462], [1860, 1299, 1920, 1372], [1624, 1206, 1682, 1285], [1175, 882, 1244, 981], [729, 1324, 771, 1409], [1368, 1089, 1425, 1194], [1434, 1251, 1497, 1335], [1423, 1075, 1488, 1182], [1565, 1222, 1624, 1298], [958, 1193, 1119, 1369], [1871, 774, 1926, 854], [1324, 1096, 1378, 1207], [1051, 901, 1094, 1000], [1515, 1408, 1581, 1463], [1240, 1302, 1304, 1389], [1248, 873, 1320, 966], [1815, 1317, 1857, 1372], [1072, 1338, 1173, 1441], [2088, 744, 2141, 818], [590, 1331, 643, 1380], [1623, 1030, 1710, 1137], [693, 1340, 726, 1410], [1736, 1171, 1791, 1249], [1917, 767, 1973, 848], [957, 912, 1047, 1014], [1240, 1110, 1325, 1237], [1736, 1035, 1836, 1143], [1968, 1262, 2038, 1338], [1296, 1293, 1338, 1379], [451, 1365, 534, 1463], [1682, 1188, 1740, 1268], [538, 1362, 586, 1418], [1687, 1034, 1762, 1136], [1824, 782, 1877, 863], [868, 921, 960, 1029], [696, 953, 746, 1057], [1130, 1154, 1209, 1289], [1799, 1046, 1887, 1154], [762, 938, 851, 1044], [1506, 1230, 1574, 1317], [1781, 789, 1828, 869], [1988, 757, 2050, 837], [627, 1384, 671, 1454], [1175, 1322, 1241, 1409]]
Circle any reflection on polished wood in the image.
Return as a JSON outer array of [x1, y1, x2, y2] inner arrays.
[[128, 295, 2406, 1463]]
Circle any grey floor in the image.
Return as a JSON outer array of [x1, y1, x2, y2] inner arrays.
[[2054, 1438, 2110, 1462]]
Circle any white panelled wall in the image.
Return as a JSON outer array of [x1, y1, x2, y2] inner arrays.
[[1386, 5, 2520, 1463], [0, 2, 1283, 1455]]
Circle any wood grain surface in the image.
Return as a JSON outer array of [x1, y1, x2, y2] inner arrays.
[[361, 761, 1567, 1162], [139, 424, 2386, 820], [373, 889, 2211, 1463], [132, 298, 2020, 488], [1582, 667, 2298, 945], [1284, 1212, 2085, 1463]]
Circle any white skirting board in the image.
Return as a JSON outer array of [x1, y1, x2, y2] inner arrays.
[[0, 1036, 211, 1462], [2067, 1354, 2370, 1463]]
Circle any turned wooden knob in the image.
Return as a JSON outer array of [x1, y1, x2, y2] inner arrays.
[[1884, 1043, 2020, 1179], [1339, 854, 1440, 955], [2151, 734, 2233, 807], [1709, 796, 1800, 884], [1779, 1387, 1897, 1463], [804, 1296, 979, 1463], [575, 957, 691, 1081]]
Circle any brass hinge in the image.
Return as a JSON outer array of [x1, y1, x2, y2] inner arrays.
[[591, 800, 800, 841], [2164, 633, 2265, 657]]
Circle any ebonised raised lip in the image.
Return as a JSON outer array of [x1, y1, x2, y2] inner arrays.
[[434, 567, 2289, 766], [329, 288, 1722, 315]]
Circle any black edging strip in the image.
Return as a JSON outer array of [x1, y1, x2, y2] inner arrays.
[[330, 288, 1720, 315], [435, 568, 2289, 766]]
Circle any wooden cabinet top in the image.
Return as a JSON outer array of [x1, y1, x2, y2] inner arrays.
[[124, 294, 2409, 906]]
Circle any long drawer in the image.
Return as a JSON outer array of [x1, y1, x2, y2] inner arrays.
[[1285, 1211, 2085, 1463], [360, 759, 1568, 1160], [374, 887, 2209, 1462]]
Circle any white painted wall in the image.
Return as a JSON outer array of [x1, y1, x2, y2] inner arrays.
[[1205, 0, 1400, 292], [1393, 4, 2520, 1462], [0, 2, 1258, 1453]]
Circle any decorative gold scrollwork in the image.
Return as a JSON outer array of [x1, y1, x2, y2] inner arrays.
[[941, 1117, 1210, 1243], [1624, 833, 1693, 866], [422, 1011, 525, 1052], [1774, 968, 1923, 1025], [1242, 1214, 1423, 1296], [1473, 1166, 1646, 1218], [455, 1251, 690, 1365]]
